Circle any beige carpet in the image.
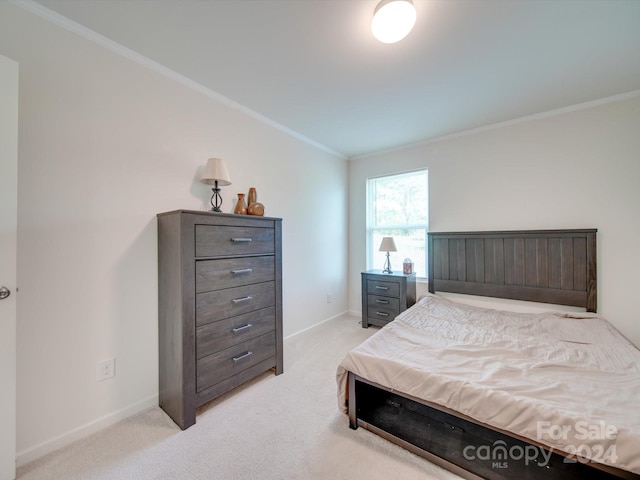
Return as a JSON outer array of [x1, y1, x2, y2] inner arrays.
[[17, 315, 462, 480]]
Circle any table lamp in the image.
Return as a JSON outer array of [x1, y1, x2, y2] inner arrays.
[[379, 237, 397, 274], [201, 158, 231, 212]]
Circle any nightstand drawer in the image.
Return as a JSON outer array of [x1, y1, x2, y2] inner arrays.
[[367, 302, 400, 320], [367, 279, 400, 298], [196, 332, 276, 392], [367, 294, 400, 312], [195, 225, 274, 257], [196, 307, 275, 360], [195, 256, 275, 293]]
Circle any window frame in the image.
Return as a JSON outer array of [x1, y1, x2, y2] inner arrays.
[[366, 169, 429, 280]]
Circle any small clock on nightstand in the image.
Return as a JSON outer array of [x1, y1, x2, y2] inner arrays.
[[361, 270, 416, 328]]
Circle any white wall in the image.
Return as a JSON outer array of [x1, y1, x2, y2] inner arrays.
[[0, 3, 348, 465], [349, 94, 640, 347]]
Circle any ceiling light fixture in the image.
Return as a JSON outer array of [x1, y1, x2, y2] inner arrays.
[[371, 0, 417, 44]]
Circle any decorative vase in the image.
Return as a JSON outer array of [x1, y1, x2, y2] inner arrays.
[[248, 202, 265, 216], [247, 187, 263, 215], [234, 193, 248, 215], [247, 187, 257, 206]]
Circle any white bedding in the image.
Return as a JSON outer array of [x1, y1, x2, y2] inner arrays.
[[337, 294, 640, 474]]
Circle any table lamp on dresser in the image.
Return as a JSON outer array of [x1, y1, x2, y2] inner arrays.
[[201, 157, 232, 212]]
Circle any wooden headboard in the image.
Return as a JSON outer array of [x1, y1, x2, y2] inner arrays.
[[428, 229, 597, 312]]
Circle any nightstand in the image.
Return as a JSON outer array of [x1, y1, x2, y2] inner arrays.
[[361, 270, 416, 328]]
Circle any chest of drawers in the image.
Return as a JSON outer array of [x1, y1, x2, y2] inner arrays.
[[157, 210, 283, 429], [361, 270, 416, 328]]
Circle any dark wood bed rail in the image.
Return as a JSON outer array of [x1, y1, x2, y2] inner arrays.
[[428, 229, 597, 312], [348, 372, 638, 480]]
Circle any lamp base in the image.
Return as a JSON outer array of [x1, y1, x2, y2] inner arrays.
[[209, 183, 223, 212], [382, 252, 392, 274]]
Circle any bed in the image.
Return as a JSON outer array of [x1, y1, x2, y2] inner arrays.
[[338, 229, 640, 480]]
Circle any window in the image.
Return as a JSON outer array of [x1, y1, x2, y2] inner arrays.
[[366, 170, 429, 278]]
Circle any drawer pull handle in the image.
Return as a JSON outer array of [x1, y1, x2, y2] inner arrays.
[[231, 238, 252, 243], [232, 323, 253, 333], [232, 296, 253, 304], [376, 311, 390, 317], [231, 268, 253, 274], [375, 286, 389, 291], [376, 299, 389, 304], [232, 351, 253, 363]]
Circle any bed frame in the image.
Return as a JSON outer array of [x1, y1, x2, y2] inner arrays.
[[348, 229, 638, 480]]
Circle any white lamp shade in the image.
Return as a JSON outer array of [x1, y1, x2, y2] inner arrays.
[[372, 0, 417, 44], [378, 237, 397, 252], [201, 157, 232, 186]]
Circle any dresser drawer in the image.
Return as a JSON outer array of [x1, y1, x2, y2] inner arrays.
[[367, 294, 400, 312], [196, 307, 275, 360], [196, 332, 276, 392], [195, 225, 274, 257], [367, 279, 400, 298], [196, 281, 275, 326], [195, 256, 274, 293]]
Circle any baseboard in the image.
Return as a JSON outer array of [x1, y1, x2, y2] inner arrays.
[[283, 310, 350, 340], [16, 393, 159, 468]]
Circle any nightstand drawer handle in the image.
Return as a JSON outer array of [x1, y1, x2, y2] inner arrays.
[[232, 323, 253, 333], [231, 268, 253, 274], [232, 296, 253, 304], [375, 286, 389, 291], [231, 237, 252, 243], [376, 299, 389, 304], [376, 311, 390, 317], [232, 351, 253, 362]]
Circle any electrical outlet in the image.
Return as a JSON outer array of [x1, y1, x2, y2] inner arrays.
[[97, 357, 115, 382], [327, 293, 332, 304]]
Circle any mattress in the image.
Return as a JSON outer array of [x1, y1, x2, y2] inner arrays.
[[337, 294, 640, 474]]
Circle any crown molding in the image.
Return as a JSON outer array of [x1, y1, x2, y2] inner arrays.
[[350, 89, 640, 161], [10, 0, 347, 160]]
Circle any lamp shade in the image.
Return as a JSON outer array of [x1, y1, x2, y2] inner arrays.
[[201, 157, 232, 186], [372, 0, 417, 44], [378, 237, 397, 252]]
